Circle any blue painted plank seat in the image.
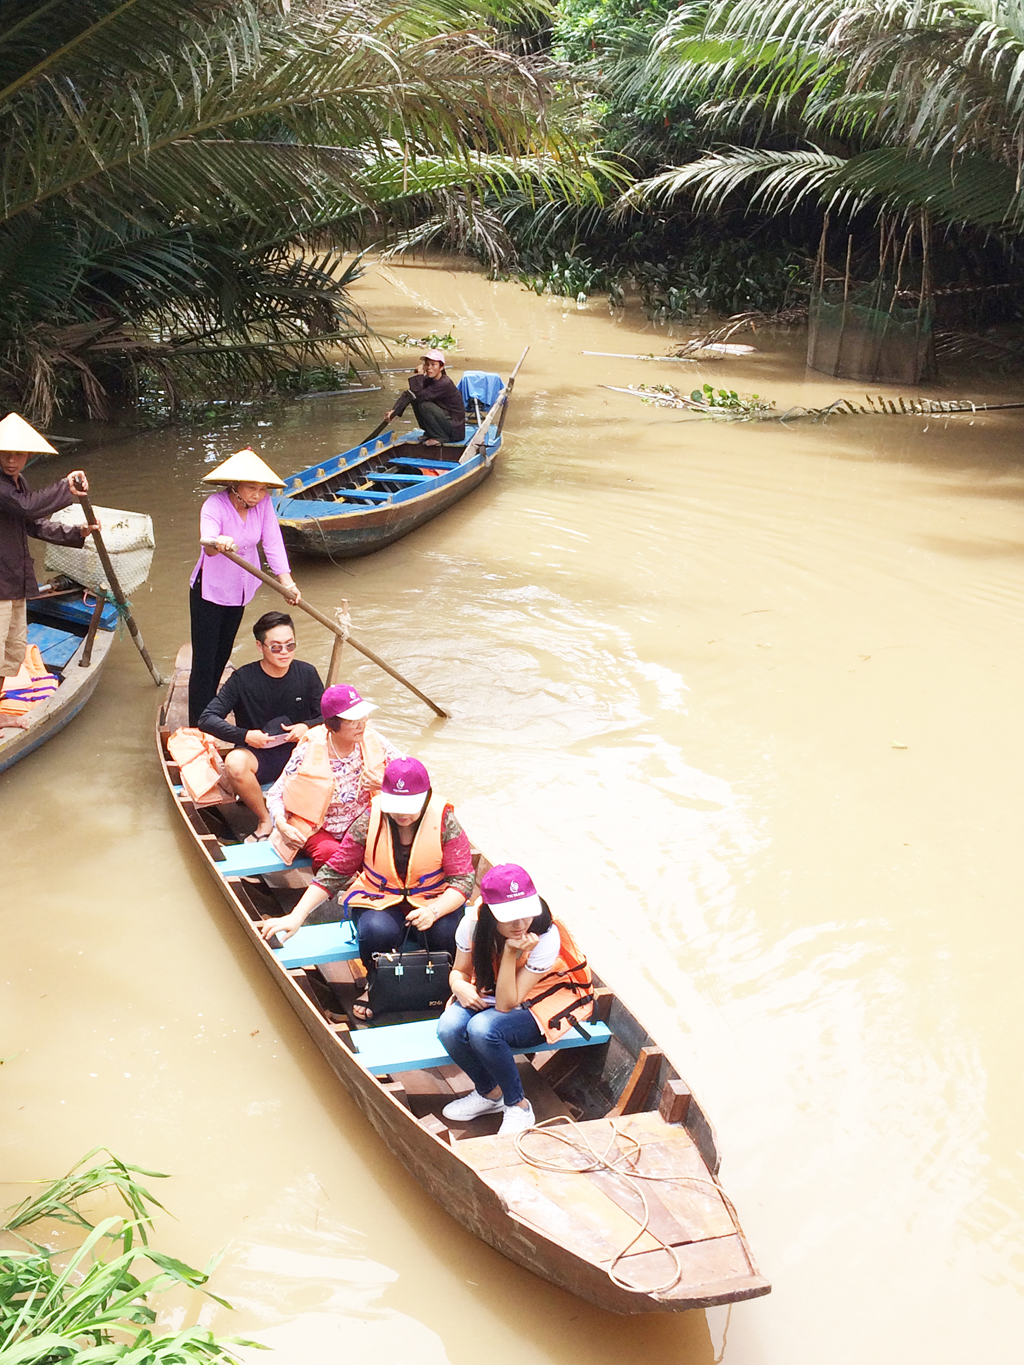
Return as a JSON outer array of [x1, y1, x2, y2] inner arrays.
[[337, 489, 389, 503], [271, 918, 359, 968], [215, 842, 311, 878], [27, 622, 81, 670], [366, 472, 430, 483], [351, 1016, 613, 1077], [390, 457, 460, 471]]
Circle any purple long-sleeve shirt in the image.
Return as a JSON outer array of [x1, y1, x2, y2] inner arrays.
[[0, 471, 87, 600], [189, 489, 291, 607]]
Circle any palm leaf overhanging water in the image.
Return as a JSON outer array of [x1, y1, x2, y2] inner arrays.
[[0, 0, 608, 420], [618, 0, 1024, 235]]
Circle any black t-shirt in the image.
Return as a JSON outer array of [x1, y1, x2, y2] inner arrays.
[[198, 659, 324, 747]]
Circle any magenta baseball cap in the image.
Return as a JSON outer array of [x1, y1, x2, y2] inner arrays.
[[321, 684, 376, 721], [379, 757, 430, 814], [480, 863, 542, 922]]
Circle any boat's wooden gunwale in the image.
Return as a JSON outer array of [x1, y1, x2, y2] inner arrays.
[[157, 677, 769, 1313], [276, 451, 495, 559], [0, 625, 115, 773]]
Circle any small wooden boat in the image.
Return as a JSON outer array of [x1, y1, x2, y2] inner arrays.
[[272, 351, 527, 559], [0, 586, 117, 774], [157, 649, 770, 1314]]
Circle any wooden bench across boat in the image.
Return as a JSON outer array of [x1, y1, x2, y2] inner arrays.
[[157, 648, 770, 1314]]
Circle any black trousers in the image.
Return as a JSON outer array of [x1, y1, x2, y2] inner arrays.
[[188, 579, 244, 725], [412, 400, 464, 444], [356, 900, 461, 976]]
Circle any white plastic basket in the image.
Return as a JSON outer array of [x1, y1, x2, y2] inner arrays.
[[44, 504, 155, 597]]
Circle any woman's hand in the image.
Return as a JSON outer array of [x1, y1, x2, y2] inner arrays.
[[245, 729, 271, 749], [504, 930, 540, 957], [278, 575, 300, 605], [67, 471, 89, 495], [259, 912, 304, 944], [451, 978, 486, 1011], [208, 535, 235, 556], [274, 816, 305, 847], [405, 904, 436, 932]]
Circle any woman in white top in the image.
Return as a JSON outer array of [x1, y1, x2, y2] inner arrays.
[[437, 863, 566, 1138]]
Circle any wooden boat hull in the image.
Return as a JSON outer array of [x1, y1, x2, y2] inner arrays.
[[274, 442, 495, 559], [158, 652, 770, 1314], [0, 600, 115, 774], [272, 358, 521, 560]]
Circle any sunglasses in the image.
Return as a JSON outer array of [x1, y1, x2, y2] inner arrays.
[[265, 641, 296, 653]]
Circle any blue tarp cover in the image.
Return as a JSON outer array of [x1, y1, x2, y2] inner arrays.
[[458, 371, 503, 408]]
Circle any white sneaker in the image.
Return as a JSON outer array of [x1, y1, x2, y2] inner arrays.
[[498, 1101, 536, 1136], [442, 1090, 505, 1121]]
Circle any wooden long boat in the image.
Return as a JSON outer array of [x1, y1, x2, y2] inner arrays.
[[157, 649, 770, 1314], [0, 587, 117, 774], [271, 352, 527, 559]]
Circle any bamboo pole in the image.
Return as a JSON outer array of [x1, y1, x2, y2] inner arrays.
[[326, 598, 348, 686], [74, 491, 163, 684], [201, 543, 449, 717]]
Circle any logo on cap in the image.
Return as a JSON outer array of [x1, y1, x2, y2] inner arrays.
[[510, 880, 519, 893], [396, 779, 406, 790]]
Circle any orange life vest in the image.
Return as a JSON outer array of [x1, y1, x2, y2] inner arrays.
[[167, 727, 232, 806], [0, 644, 58, 716], [476, 919, 594, 1044], [269, 725, 388, 863], [341, 792, 456, 914]]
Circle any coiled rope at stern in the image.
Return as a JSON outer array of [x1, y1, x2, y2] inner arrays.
[[513, 1114, 741, 1299]]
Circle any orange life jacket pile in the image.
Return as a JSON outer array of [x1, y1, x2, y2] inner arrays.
[[0, 645, 59, 718]]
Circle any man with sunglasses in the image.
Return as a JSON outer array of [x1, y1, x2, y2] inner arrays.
[[198, 610, 323, 839]]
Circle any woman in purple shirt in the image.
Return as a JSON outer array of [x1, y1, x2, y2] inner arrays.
[[188, 448, 301, 724]]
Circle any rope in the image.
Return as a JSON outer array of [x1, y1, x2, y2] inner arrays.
[[513, 1114, 740, 1298], [83, 590, 133, 629]]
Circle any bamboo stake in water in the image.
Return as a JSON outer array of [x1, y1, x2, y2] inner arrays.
[[201, 543, 449, 718], [75, 491, 163, 685]]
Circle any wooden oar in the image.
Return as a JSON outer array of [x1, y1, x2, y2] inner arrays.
[[201, 542, 449, 718], [74, 491, 163, 685], [495, 346, 529, 438]]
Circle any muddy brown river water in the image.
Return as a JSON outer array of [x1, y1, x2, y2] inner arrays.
[[3, 259, 1023, 1364]]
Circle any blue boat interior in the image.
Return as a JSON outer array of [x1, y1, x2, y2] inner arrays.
[[274, 368, 506, 511], [25, 592, 117, 679]]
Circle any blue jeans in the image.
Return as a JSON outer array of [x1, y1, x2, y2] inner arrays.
[[437, 1001, 543, 1106]]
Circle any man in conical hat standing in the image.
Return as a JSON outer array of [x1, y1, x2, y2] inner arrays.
[[0, 413, 96, 727]]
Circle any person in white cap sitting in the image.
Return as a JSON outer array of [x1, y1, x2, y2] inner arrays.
[[437, 863, 594, 1137], [0, 412, 96, 726], [188, 447, 301, 725], [266, 682, 402, 869], [385, 349, 466, 447], [258, 756, 474, 1020]]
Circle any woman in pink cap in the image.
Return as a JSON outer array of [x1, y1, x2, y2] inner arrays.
[[437, 863, 594, 1137], [259, 757, 473, 1019], [266, 683, 401, 870], [384, 349, 465, 447]]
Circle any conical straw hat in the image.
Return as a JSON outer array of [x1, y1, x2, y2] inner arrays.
[[0, 412, 58, 454], [202, 448, 285, 487]]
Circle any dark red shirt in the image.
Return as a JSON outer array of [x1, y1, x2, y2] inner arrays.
[[392, 372, 466, 437], [0, 470, 87, 600]]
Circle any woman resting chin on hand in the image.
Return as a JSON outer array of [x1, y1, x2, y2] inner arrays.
[[436, 864, 594, 1138]]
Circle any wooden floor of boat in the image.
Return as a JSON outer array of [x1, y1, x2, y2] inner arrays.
[[452, 1110, 749, 1301]]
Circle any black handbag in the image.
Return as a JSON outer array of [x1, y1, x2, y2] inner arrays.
[[368, 930, 452, 1017]]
